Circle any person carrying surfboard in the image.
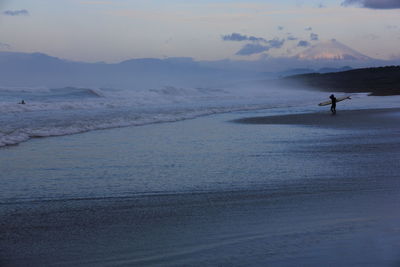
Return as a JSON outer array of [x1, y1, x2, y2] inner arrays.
[[330, 94, 337, 114], [318, 95, 351, 111]]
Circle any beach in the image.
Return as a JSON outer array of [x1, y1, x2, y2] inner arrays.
[[235, 108, 400, 128], [2, 0, 400, 265], [1, 106, 400, 266]]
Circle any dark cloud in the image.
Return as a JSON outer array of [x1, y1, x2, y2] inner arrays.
[[342, 0, 400, 9], [297, 40, 310, 47], [222, 33, 266, 42], [235, 38, 285, 56], [310, 33, 319, 41], [305, 27, 312, 31], [3, 9, 29, 16], [222, 33, 285, 47], [223, 33, 285, 56], [286, 33, 298, 41], [236, 44, 269, 56], [222, 33, 248, 41], [248, 36, 267, 42], [267, 38, 285, 48]]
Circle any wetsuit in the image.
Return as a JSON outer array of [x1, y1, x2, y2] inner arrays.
[[330, 96, 337, 114]]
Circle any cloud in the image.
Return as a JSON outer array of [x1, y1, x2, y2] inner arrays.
[[222, 33, 248, 41], [222, 33, 285, 56], [287, 35, 298, 41], [310, 33, 319, 41], [277, 26, 284, 31], [3, 9, 29, 16], [0, 42, 11, 49], [235, 38, 285, 56], [297, 40, 310, 47], [222, 33, 284, 45], [236, 44, 269, 55], [267, 38, 285, 48], [222, 33, 266, 42], [305, 27, 312, 31], [248, 36, 267, 42], [342, 0, 400, 9]]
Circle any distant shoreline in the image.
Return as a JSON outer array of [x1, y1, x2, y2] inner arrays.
[[282, 66, 400, 96]]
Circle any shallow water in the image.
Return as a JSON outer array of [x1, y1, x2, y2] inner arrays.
[[0, 84, 331, 147], [1, 106, 400, 266]]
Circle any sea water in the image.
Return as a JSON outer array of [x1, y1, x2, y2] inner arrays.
[[1, 84, 400, 266], [0, 82, 347, 147]]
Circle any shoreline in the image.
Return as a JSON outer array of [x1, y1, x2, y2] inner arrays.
[[2, 105, 400, 266], [234, 107, 400, 128]]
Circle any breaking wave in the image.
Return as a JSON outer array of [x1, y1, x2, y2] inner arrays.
[[0, 84, 331, 147]]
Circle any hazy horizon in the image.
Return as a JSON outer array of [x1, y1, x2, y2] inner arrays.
[[1, 0, 399, 63]]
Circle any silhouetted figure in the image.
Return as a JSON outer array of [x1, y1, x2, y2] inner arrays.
[[330, 94, 336, 114], [19, 100, 25, 105]]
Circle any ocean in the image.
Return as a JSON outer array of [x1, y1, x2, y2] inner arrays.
[[1, 84, 400, 266], [0, 82, 335, 147]]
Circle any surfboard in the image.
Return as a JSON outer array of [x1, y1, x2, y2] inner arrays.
[[318, 96, 351, 106]]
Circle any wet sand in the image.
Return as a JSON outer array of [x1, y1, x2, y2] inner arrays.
[[2, 109, 400, 266], [235, 108, 400, 129]]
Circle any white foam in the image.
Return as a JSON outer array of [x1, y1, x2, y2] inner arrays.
[[0, 84, 385, 147]]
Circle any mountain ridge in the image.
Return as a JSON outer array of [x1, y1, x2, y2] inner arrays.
[[296, 39, 371, 61], [0, 51, 398, 88]]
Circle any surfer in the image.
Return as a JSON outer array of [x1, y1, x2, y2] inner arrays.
[[19, 100, 26, 105], [329, 94, 336, 114]]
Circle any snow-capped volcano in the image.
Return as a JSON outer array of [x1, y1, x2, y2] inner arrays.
[[296, 39, 370, 61]]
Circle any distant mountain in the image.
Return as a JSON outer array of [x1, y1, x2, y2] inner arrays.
[[0, 52, 258, 89], [296, 39, 371, 61], [276, 68, 315, 77], [318, 66, 352, 73], [275, 66, 353, 77], [282, 66, 400, 96], [0, 51, 397, 89]]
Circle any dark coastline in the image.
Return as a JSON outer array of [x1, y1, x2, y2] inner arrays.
[[282, 66, 400, 96]]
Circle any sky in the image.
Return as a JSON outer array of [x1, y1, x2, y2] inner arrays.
[[0, 0, 399, 63]]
